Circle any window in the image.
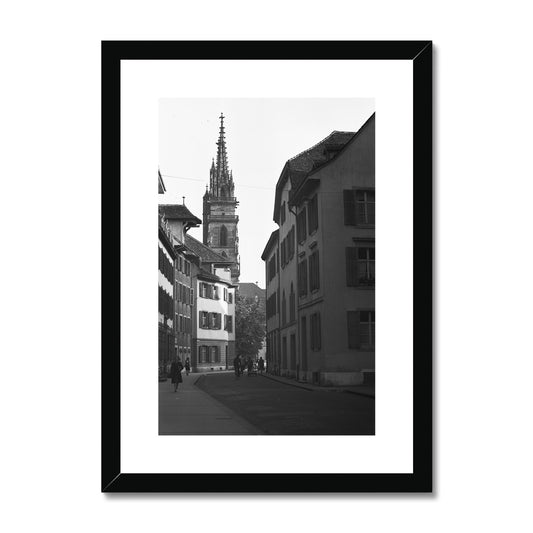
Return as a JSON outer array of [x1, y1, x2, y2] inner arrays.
[[289, 283, 295, 323], [309, 250, 320, 292], [199, 345, 207, 363], [228, 291, 233, 304], [346, 246, 375, 286], [280, 238, 286, 267], [210, 312, 221, 329], [212, 346, 220, 363], [297, 207, 307, 243], [288, 226, 295, 260], [301, 316, 307, 372], [310, 312, 321, 351], [280, 202, 286, 225], [220, 225, 228, 246], [347, 310, 375, 349], [356, 190, 375, 225], [199, 311, 209, 328], [344, 189, 375, 226], [268, 254, 276, 281], [213, 285, 219, 300], [308, 195, 318, 234], [298, 259, 308, 297], [266, 293, 277, 319], [282, 290, 287, 326], [224, 315, 233, 332]]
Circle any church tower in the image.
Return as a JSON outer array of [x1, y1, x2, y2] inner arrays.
[[203, 113, 240, 282]]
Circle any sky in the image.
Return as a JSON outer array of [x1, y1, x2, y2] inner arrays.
[[159, 98, 374, 288]]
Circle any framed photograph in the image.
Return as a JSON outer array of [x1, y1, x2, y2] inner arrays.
[[102, 40, 432, 492]]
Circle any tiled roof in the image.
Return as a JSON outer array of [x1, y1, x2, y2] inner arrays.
[[158, 204, 201, 225], [286, 131, 355, 190], [273, 130, 356, 222], [184, 234, 233, 264], [197, 268, 221, 283], [237, 282, 265, 300]]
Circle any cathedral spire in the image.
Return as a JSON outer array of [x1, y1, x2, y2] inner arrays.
[[210, 112, 233, 198], [203, 112, 240, 281]]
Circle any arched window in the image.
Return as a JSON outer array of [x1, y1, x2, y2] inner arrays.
[[220, 225, 228, 246]]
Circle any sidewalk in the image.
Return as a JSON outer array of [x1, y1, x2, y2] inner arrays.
[[159, 371, 262, 435], [259, 372, 375, 398]]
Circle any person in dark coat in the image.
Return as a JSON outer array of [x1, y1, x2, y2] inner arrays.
[[233, 355, 241, 378], [184, 357, 191, 376], [170, 357, 184, 392], [258, 356, 265, 374]]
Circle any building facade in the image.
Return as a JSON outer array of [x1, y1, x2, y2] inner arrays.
[[202, 114, 240, 282], [185, 234, 236, 372], [263, 114, 375, 386], [261, 230, 280, 374], [158, 214, 177, 378], [158, 203, 202, 369]]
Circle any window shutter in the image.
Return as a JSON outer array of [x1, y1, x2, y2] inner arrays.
[[217, 313, 221, 329], [343, 190, 356, 225], [346, 247, 357, 287]]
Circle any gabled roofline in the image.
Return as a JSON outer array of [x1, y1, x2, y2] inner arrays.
[[290, 113, 375, 206], [261, 229, 279, 261], [272, 130, 357, 223]]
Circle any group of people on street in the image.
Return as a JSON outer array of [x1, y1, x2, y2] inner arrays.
[[170, 354, 266, 389], [233, 355, 265, 378], [170, 356, 190, 392]]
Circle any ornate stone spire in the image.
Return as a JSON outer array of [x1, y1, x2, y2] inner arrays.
[[209, 113, 234, 198]]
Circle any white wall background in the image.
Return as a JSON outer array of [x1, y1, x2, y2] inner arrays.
[[1, 1, 532, 532]]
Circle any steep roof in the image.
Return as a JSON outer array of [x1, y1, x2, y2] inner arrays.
[[237, 282, 265, 300], [158, 170, 166, 194], [286, 131, 355, 188], [158, 204, 201, 225], [184, 234, 233, 264], [290, 113, 376, 205], [273, 131, 355, 223], [261, 229, 279, 261]]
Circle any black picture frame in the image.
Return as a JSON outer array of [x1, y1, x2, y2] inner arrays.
[[102, 40, 432, 493]]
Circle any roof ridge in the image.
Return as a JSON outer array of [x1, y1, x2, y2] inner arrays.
[[287, 130, 355, 163], [185, 234, 231, 263]]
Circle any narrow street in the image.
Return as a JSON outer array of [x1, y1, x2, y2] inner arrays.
[[159, 371, 374, 435]]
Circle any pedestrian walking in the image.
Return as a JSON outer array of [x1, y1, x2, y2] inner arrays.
[[185, 357, 191, 376], [233, 355, 241, 378], [170, 357, 184, 392], [258, 356, 265, 375]]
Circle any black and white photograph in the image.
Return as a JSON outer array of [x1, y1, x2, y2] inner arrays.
[[104, 42, 430, 492], [5, 0, 533, 530], [157, 99, 376, 436]]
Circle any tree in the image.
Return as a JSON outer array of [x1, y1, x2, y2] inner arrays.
[[235, 294, 266, 359]]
